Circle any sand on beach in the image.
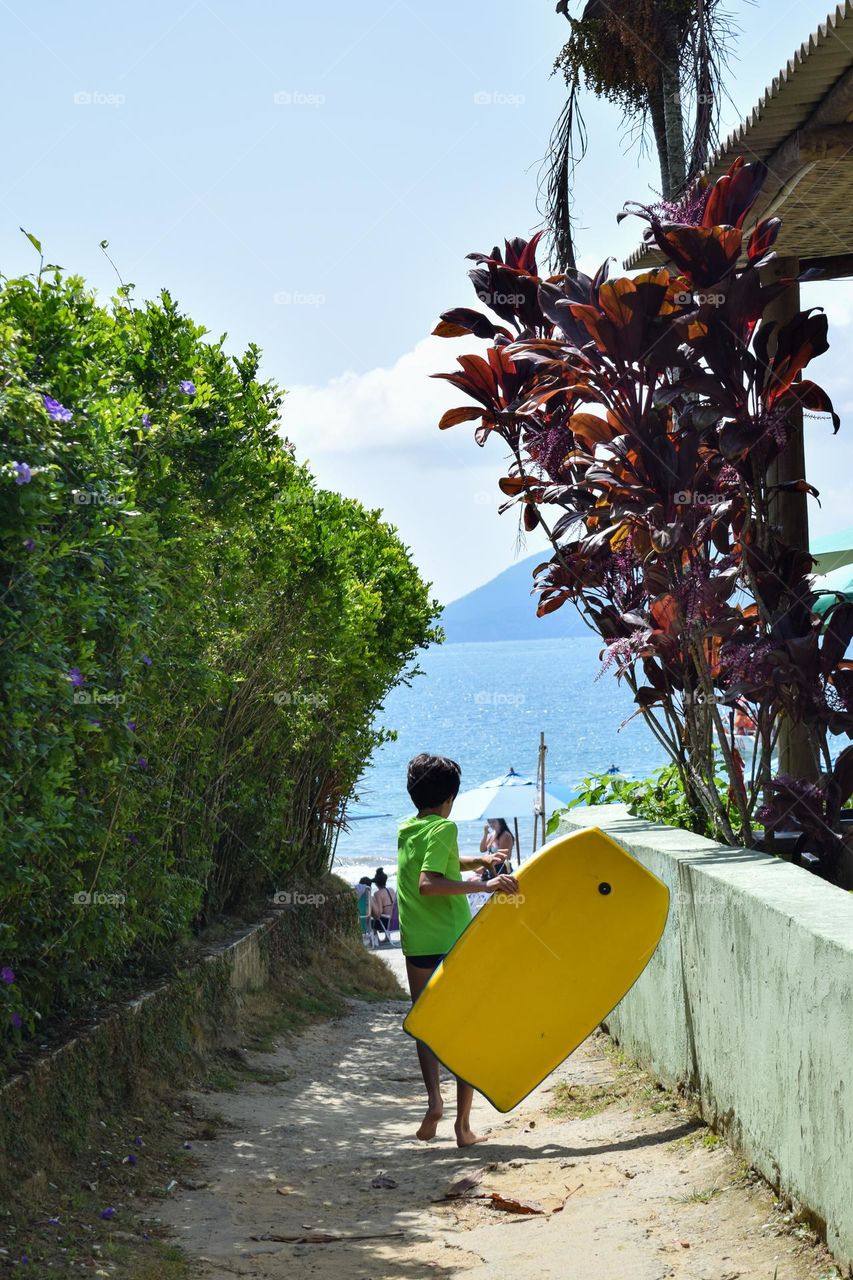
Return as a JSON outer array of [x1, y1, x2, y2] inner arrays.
[[157, 947, 838, 1279]]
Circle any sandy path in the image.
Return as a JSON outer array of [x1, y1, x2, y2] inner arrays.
[[161, 950, 836, 1280]]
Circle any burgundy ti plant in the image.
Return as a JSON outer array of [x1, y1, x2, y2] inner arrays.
[[433, 159, 853, 880]]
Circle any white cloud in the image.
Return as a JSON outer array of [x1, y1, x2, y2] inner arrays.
[[282, 334, 483, 454]]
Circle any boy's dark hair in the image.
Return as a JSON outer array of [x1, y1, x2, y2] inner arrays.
[[407, 754, 461, 810]]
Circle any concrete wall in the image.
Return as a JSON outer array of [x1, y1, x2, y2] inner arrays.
[[558, 806, 853, 1268]]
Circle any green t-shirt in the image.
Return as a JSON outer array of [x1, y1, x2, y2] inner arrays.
[[397, 814, 472, 956]]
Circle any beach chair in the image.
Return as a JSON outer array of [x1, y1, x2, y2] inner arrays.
[[356, 887, 376, 947]]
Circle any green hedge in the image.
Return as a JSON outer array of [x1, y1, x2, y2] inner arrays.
[[0, 257, 437, 1062]]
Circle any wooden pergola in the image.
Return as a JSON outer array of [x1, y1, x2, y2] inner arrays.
[[626, 2, 853, 779]]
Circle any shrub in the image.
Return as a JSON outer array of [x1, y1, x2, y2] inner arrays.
[[431, 161, 853, 880], [0, 250, 437, 1060]]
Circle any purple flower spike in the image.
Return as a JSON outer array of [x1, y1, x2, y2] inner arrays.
[[134, 1136, 144, 1146], [48, 1217, 60, 1225], [123, 1153, 138, 1166], [127, 833, 139, 845], [179, 380, 196, 395], [1, 967, 14, 984], [43, 395, 73, 423], [68, 667, 85, 688], [126, 721, 137, 733], [99, 1207, 115, 1220], [23, 537, 36, 552], [10, 1011, 23, 1029], [137, 756, 148, 770], [141, 654, 152, 666], [141, 413, 151, 427], [88, 718, 101, 727], [13, 461, 32, 485]]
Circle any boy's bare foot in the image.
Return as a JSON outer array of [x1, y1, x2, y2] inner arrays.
[[416, 1104, 443, 1141], [455, 1121, 488, 1147]]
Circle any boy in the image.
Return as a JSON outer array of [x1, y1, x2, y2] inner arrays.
[[397, 753, 519, 1146]]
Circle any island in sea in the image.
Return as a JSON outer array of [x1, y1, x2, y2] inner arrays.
[[439, 553, 588, 643]]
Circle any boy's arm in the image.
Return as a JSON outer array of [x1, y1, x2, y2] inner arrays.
[[419, 870, 519, 897], [459, 853, 501, 871]]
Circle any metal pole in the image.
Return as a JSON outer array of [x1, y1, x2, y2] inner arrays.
[[513, 817, 521, 866], [539, 731, 547, 846]]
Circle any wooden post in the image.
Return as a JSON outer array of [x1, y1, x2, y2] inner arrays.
[[513, 817, 521, 866], [760, 255, 819, 782], [532, 737, 545, 855]]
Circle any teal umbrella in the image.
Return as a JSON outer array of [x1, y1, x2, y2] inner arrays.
[[811, 563, 853, 617], [810, 527, 853, 574]]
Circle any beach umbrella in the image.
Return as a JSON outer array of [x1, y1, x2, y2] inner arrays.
[[451, 768, 566, 822], [811, 564, 853, 618], [811, 527, 853, 575]]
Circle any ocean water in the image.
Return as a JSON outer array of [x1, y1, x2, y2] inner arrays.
[[332, 637, 667, 885]]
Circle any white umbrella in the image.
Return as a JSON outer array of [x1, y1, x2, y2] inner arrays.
[[451, 768, 566, 822]]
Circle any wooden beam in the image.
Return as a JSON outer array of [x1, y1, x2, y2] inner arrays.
[[798, 123, 853, 161], [760, 255, 820, 784], [800, 252, 853, 279]]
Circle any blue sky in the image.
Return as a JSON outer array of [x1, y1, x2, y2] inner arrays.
[[3, 0, 852, 601]]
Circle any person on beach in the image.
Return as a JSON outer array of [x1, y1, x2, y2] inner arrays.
[[479, 816, 514, 872], [397, 753, 519, 1147], [370, 867, 396, 945]]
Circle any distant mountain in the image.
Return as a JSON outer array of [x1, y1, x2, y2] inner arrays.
[[440, 553, 589, 643]]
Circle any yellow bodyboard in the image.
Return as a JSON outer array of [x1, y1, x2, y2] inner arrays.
[[403, 826, 669, 1112]]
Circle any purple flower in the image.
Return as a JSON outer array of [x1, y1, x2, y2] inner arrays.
[[1, 967, 14, 984], [133, 1136, 144, 1147], [88, 718, 101, 728], [68, 667, 85, 688], [127, 833, 139, 845], [183, 1141, 191, 1149], [141, 654, 152, 666], [13, 461, 32, 485], [22, 537, 36, 552], [141, 413, 151, 427], [179, 380, 196, 396], [43, 395, 73, 423], [126, 721, 137, 733], [123, 1153, 138, 1166], [99, 1207, 115, 1220], [10, 1011, 23, 1029], [137, 756, 148, 770], [48, 1217, 60, 1225]]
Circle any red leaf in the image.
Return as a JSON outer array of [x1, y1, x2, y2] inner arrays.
[[439, 406, 483, 430]]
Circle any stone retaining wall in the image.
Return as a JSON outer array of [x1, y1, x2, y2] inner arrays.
[[0, 886, 357, 1202]]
